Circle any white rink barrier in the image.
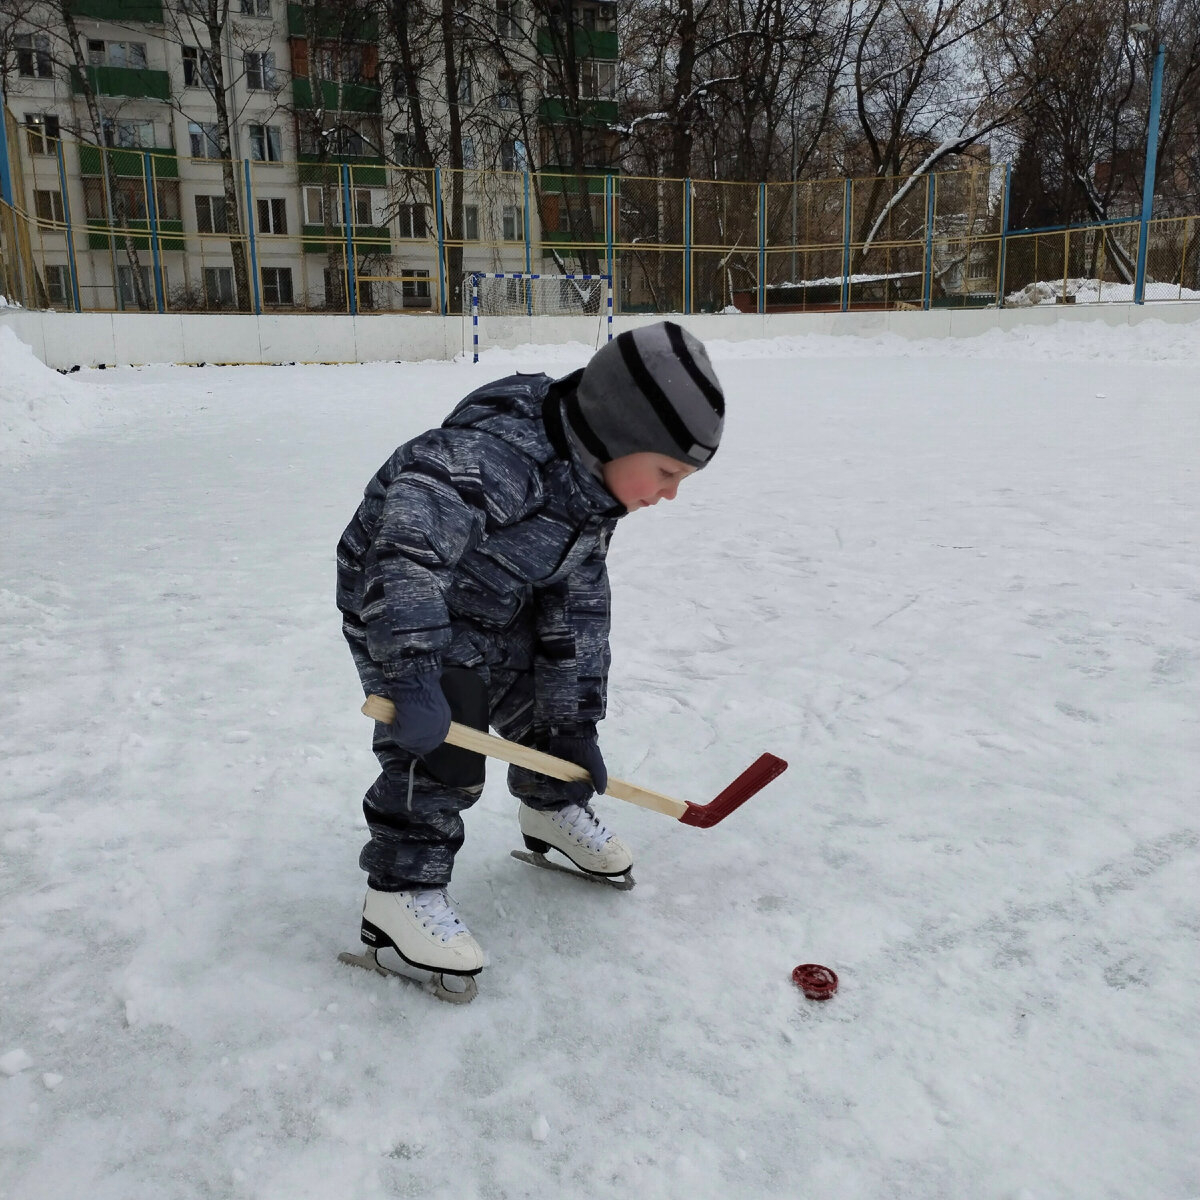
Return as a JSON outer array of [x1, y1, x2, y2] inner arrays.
[[2, 303, 1200, 370]]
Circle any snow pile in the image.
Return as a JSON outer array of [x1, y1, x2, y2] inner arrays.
[[1005, 277, 1200, 306], [0, 326, 111, 467], [698, 316, 1200, 365]]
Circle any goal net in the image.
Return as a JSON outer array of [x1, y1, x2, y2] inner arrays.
[[467, 272, 612, 362]]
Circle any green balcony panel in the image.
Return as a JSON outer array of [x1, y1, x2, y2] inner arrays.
[[69, 0, 163, 22], [300, 225, 391, 253], [297, 157, 386, 185], [78, 146, 179, 178], [539, 167, 614, 194], [287, 3, 379, 41], [72, 65, 171, 101], [536, 28, 618, 60], [292, 78, 381, 114], [538, 98, 618, 125]]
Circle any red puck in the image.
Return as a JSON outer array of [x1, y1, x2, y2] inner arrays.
[[792, 964, 838, 1000]]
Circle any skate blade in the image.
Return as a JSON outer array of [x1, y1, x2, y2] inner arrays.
[[337, 948, 479, 1005], [510, 849, 635, 891]]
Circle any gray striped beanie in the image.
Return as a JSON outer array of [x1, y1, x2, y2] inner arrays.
[[566, 322, 725, 470]]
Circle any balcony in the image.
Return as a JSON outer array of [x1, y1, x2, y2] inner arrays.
[[287, 3, 379, 41], [68, 0, 163, 21], [78, 145, 179, 178], [292, 78, 381, 114], [71, 65, 170, 101], [538, 98, 618, 125], [536, 28, 618, 60]]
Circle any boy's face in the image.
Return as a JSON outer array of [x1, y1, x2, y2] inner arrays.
[[602, 452, 697, 511]]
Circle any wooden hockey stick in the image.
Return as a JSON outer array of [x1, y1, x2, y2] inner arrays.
[[361, 694, 787, 828]]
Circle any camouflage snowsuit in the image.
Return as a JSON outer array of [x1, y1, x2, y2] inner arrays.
[[336, 371, 623, 889]]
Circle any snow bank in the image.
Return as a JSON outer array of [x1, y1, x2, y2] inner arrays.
[[0, 326, 111, 468], [697, 316, 1200, 365], [1006, 277, 1200, 306]]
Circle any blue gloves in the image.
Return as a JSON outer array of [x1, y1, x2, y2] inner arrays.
[[385, 669, 452, 758], [543, 722, 608, 800]]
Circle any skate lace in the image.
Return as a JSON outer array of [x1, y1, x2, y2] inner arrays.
[[555, 803, 613, 853], [410, 889, 469, 943]]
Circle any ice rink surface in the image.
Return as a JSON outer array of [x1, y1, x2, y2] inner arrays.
[[1, 321, 1198, 1199]]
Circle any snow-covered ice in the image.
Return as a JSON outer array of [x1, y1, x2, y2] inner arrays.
[[1, 319, 1198, 1199]]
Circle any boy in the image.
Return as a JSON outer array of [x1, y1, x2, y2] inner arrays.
[[336, 320, 725, 982]]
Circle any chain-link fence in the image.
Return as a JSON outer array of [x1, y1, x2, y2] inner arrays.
[[2, 117, 1198, 316]]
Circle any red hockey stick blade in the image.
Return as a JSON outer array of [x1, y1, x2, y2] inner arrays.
[[678, 753, 788, 828]]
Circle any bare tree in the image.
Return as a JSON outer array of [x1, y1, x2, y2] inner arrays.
[[283, 0, 383, 309], [161, 0, 276, 312]]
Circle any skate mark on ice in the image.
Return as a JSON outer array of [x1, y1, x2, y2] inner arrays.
[[871, 594, 921, 629]]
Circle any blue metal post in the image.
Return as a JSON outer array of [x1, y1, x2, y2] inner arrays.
[[242, 159, 262, 314], [523, 169, 532, 314], [1134, 43, 1166, 305], [922, 173, 936, 310], [142, 152, 165, 313], [56, 137, 82, 311], [997, 162, 1012, 308], [433, 166, 447, 315], [683, 178, 692, 314], [471, 272, 480, 363], [340, 162, 357, 315], [0, 82, 14, 207], [841, 179, 852, 312], [605, 174, 615, 312], [757, 182, 766, 315]]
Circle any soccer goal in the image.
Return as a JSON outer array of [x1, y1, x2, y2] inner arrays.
[[467, 272, 613, 362]]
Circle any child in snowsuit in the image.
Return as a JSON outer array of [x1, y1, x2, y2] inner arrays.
[[336, 320, 725, 979]]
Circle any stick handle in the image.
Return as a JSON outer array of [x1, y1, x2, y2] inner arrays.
[[361, 694, 687, 819]]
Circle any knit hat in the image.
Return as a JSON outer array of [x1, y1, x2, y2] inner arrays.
[[566, 321, 725, 470]]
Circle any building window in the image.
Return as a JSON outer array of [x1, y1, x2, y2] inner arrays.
[[500, 138, 526, 172], [461, 136, 476, 169], [261, 266, 294, 306], [25, 114, 61, 156], [104, 119, 155, 149], [393, 132, 417, 166], [195, 195, 229, 233], [182, 47, 215, 88], [89, 40, 148, 69], [16, 33, 53, 79], [257, 196, 287, 234], [244, 51, 276, 91], [580, 59, 616, 99], [503, 204, 523, 240], [320, 269, 374, 309], [313, 42, 364, 82], [155, 180, 182, 220], [463, 205, 479, 241], [117, 264, 157, 306], [397, 203, 427, 239], [457, 71, 473, 106], [34, 190, 65, 224], [303, 186, 378, 227], [497, 71, 518, 110], [188, 121, 222, 158], [44, 265, 69, 305], [240, 0, 271, 15], [402, 270, 431, 308], [248, 123, 282, 162], [302, 185, 326, 225], [203, 267, 235, 308], [496, 0, 520, 39]]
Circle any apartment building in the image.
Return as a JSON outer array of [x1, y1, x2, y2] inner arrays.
[[3, 0, 620, 313]]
